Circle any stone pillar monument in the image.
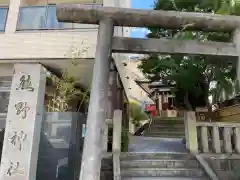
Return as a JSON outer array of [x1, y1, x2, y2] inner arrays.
[[0, 64, 47, 180]]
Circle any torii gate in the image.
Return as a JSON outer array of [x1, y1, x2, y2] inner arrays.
[[56, 5, 240, 180]]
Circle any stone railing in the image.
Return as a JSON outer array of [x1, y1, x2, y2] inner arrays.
[[184, 111, 240, 154], [196, 122, 240, 153]]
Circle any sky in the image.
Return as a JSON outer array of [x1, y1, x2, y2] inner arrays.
[[130, 0, 155, 38]]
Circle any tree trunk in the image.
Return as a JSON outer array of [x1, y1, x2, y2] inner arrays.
[[205, 97, 212, 121], [205, 83, 212, 121], [184, 92, 193, 110]]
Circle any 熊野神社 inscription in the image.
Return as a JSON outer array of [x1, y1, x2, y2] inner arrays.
[[0, 64, 47, 180]]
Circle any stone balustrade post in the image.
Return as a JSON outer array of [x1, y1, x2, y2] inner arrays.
[[112, 110, 122, 152], [184, 111, 198, 153]]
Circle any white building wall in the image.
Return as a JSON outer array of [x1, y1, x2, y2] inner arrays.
[[0, 0, 130, 68], [123, 60, 153, 105], [0, 0, 137, 110]]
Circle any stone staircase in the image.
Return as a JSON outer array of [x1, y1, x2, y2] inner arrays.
[[206, 158, 240, 180], [100, 155, 113, 180], [120, 153, 210, 180], [144, 117, 185, 138]]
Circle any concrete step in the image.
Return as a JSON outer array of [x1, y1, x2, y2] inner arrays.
[[144, 132, 185, 136], [121, 168, 205, 177], [145, 131, 185, 134], [121, 159, 200, 169], [143, 135, 185, 138], [120, 153, 194, 161], [149, 124, 185, 129], [100, 155, 113, 180], [146, 130, 185, 134], [215, 170, 238, 180], [144, 134, 185, 137], [100, 170, 113, 180], [152, 119, 184, 124], [151, 123, 184, 127], [152, 121, 184, 124], [153, 117, 184, 121], [149, 123, 184, 127], [150, 125, 184, 130], [122, 177, 209, 180], [101, 157, 113, 170], [144, 132, 185, 138], [150, 124, 184, 129]]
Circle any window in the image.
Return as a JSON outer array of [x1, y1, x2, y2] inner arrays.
[[0, 0, 9, 32], [0, 91, 10, 113], [17, 0, 103, 30], [45, 5, 72, 29], [0, 76, 12, 114], [0, 7, 8, 31], [21, 0, 103, 6], [17, 6, 47, 30]]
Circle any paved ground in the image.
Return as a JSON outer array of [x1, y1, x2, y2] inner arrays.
[[128, 136, 187, 153]]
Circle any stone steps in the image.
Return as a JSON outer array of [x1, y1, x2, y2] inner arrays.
[[144, 118, 185, 138], [144, 134, 185, 138], [215, 171, 238, 180], [204, 157, 240, 180], [144, 131, 185, 136], [121, 159, 200, 169], [120, 153, 209, 179], [122, 177, 210, 180], [100, 155, 113, 180], [149, 125, 185, 129], [151, 118, 184, 123], [121, 168, 206, 177], [120, 153, 194, 160], [144, 131, 185, 138], [153, 117, 184, 121], [150, 122, 184, 127]]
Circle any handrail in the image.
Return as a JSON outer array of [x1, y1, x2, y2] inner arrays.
[[195, 154, 219, 180]]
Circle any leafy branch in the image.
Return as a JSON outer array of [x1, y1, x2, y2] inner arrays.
[[46, 41, 91, 112]]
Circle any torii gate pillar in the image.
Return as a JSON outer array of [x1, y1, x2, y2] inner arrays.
[[79, 19, 114, 180]]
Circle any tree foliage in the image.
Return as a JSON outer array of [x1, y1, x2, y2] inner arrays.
[[129, 102, 148, 126], [47, 45, 90, 112], [138, 0, 240, 111]]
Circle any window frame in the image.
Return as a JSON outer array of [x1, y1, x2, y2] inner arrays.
[[0, 76, 12, 114], [16, 3, 103, 31], [16, 5, 49, 31], [45, 4, 73, 30], [0, 6, 9, 32]]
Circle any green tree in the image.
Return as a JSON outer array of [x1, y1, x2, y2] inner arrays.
[[129, 102, 148, 126], [138, 0, 240, 114]]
